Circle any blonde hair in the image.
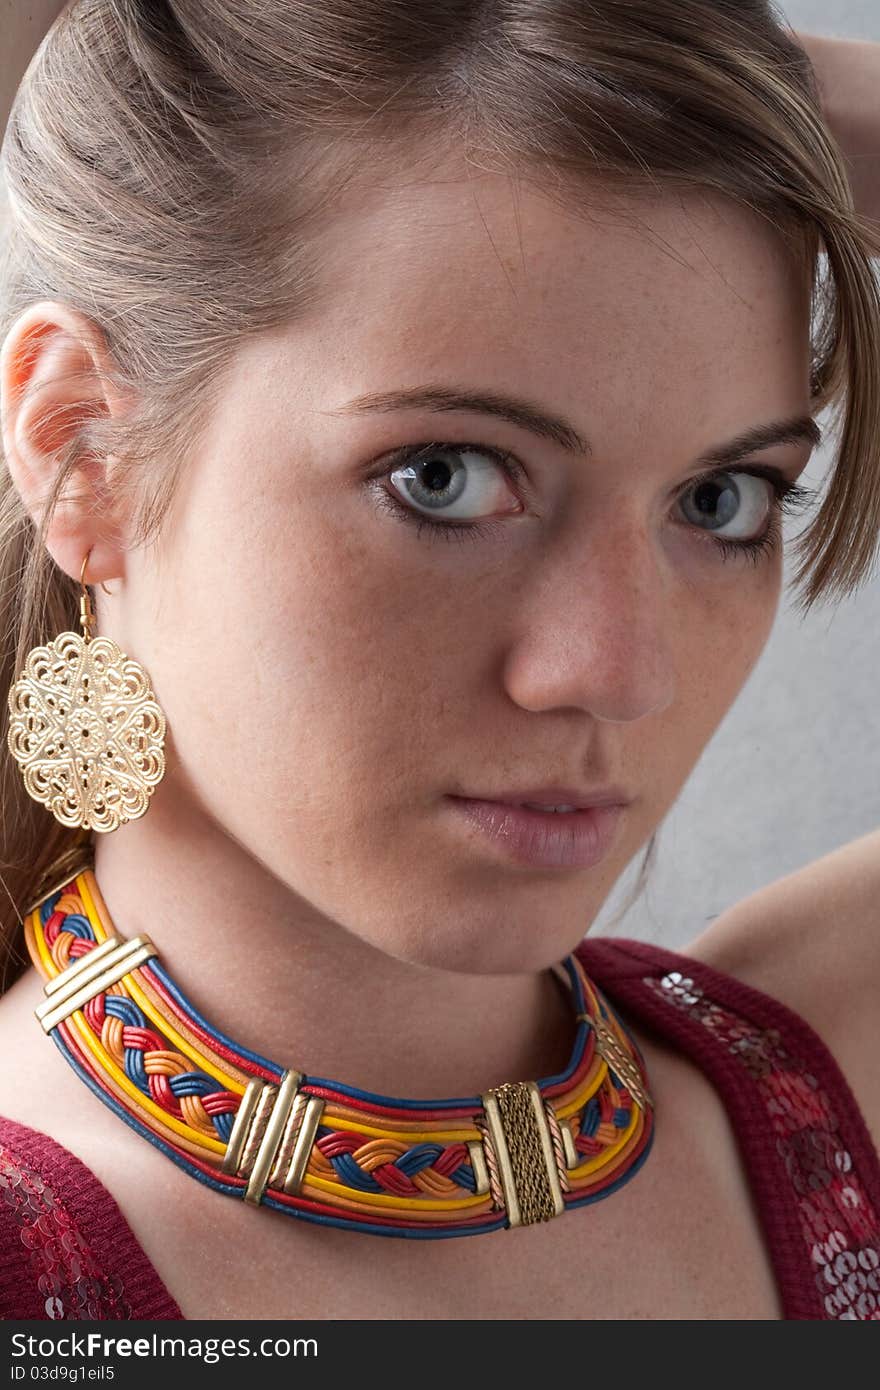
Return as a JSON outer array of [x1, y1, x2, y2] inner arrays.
[[1, 0, 879, 987]]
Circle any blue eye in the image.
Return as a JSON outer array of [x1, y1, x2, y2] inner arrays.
[[381, 442, 524, 536], [369, 441, 816, 562], [677, 469, 809, 564]]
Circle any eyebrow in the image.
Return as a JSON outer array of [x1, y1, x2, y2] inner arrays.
[[330, 384, 822, 470]]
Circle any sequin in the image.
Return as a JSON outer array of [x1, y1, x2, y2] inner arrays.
[[646, 970, 880, 1321], [0, 1143, 135, 1320]]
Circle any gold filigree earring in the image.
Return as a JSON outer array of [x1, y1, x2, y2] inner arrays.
[[6, 548, 167, 833]]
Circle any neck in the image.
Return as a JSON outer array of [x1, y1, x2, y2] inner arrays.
[[83, 801, 582, 1100]]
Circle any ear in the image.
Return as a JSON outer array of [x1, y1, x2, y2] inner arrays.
[[0, 299, 132, 587]]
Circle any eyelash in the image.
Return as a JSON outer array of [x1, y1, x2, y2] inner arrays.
[[370, 441, 817, 564]]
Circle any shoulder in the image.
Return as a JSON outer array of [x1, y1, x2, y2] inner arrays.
[[0, 965, 84, 1136], [0, 971, 184, 1320], [0, 968, 45, 1112], [682, 827, 880, 1148]]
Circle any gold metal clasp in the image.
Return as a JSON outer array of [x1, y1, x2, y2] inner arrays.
[[480, 1080, 565, 1227], [35, 932, 158, 1033], [583, 1013, 654, 1113], [221, 1070, 326, 1205]]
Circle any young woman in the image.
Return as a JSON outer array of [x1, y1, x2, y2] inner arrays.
[[0, 1, 877, 1322]]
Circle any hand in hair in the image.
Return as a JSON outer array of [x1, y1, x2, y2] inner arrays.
[[796, 30, 880, 227]]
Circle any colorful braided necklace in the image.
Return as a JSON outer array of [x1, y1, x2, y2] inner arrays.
[[23, 860, 655, 1238]]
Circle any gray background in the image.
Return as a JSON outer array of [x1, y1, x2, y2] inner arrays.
[[594, 4, 880, 945], [1, 4, 877, 950]]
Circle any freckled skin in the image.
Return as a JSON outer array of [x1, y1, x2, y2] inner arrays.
[[1, 156, 813, 1094]]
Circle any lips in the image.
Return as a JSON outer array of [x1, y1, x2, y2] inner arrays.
[[455, 784, 631, 811], [445, 796, 626, 869]]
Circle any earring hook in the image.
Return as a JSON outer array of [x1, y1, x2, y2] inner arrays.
[[79, 549, 113, 644], [80, 549, 113, 596]]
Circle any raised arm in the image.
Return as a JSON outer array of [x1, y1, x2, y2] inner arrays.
[[1, 0, 71, 140], [796, 31, 880, 227]]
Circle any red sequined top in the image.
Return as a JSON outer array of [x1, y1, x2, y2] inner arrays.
[[2, 935, 879, 1321]]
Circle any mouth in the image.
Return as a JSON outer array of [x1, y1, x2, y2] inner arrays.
[[452, 784, 633, 812], [444, 795, 628, 870]]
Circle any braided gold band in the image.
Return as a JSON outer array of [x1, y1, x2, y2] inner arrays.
[[582, 1012, 654, 1113]]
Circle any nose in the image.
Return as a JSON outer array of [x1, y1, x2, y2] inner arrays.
[[502, 516, 677, 723]]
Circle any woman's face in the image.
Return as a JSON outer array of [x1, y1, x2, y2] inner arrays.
[[111, 167, 816, 973]]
